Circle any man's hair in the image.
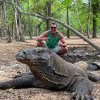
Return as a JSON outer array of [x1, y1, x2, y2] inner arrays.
[[51, 23, 57, 27]]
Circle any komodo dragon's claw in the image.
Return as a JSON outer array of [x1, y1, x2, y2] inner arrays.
[[70, 92, 94, 100]]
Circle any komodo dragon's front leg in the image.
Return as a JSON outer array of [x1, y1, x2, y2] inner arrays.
[[69, 76, 94, 100], [14, 72, 32, 79], [86, 71, 100, 82], [0, 75, 45, 89]]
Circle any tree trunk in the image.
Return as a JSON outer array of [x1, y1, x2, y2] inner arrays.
[[66, 7, 70, 38], [36, 23, 42, 36], [74, 2, 83, 33], [0, 1, 3, 38], [12, 0, 20, 41], [18, 14, 25, 41], [0, 2, 3, 16], [45, 1, 51, 30], [92, 4, 97, 38], [12, 21, 14, 38], [87, 0, 91, 39], [29, 19, 32, 39], [3, 0, 12, 43], [38, 22, 42, 34], [17, 0, 25, 41], [7, 26, 12, 43], [28, 0, 32, 39]]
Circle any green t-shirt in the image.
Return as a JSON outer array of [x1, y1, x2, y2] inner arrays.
[[46, 30, 59, 49]]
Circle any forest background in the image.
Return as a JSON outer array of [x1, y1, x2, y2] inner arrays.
[[0, 0, 100, 43]]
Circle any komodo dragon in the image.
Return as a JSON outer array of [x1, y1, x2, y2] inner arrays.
[[0, 47, 100, 100]]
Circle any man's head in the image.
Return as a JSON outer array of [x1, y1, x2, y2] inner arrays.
[[16, 47, 52, 66], [50, 23, 57, 33]]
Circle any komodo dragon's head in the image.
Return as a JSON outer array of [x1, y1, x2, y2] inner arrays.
[[16, 47, 52, 66]]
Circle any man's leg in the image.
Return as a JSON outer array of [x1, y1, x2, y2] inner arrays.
[[51, 46, 68, 55], [37, 41, 45, 47], [57, 46, 68, 55]]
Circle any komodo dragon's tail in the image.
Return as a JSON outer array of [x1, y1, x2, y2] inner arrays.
[[86, 71, 100, 82]]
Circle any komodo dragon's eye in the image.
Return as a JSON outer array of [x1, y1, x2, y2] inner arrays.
[[37, 50, 44, 56], [23, 51, 27, 55]]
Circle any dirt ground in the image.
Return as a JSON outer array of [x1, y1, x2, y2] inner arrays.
[[0, 37, 100, 100]]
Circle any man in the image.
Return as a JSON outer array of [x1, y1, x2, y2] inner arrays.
[[36, 23, 68, 55]]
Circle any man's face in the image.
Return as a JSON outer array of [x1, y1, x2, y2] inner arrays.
[[50, 24, 57, 33]]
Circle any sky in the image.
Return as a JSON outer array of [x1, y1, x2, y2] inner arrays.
[[83, 0, 88, 3]]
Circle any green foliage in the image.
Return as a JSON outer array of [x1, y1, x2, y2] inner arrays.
[[92, 0, 100, 4], [0, 0, 100, 37], [7, 3, 14, 26], [58, 0, 73, 7]]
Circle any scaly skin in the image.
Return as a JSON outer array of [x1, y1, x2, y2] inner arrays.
[[0, 47, 99, 100]]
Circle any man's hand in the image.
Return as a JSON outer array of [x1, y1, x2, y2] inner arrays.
[[41, 37, 48, 41], [58, 42, 66, 47]]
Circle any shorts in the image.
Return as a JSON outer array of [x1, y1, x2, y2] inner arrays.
[[43, 41, 61, 53]]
